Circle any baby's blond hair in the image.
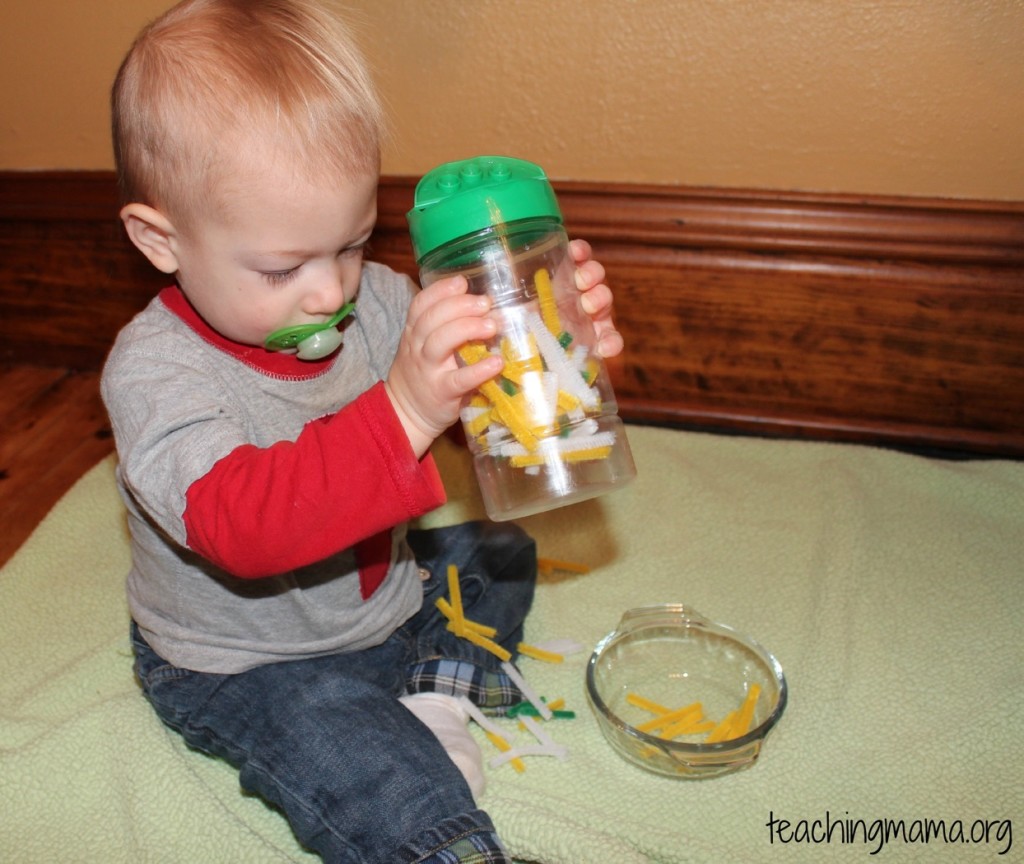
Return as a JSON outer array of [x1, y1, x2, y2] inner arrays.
[[112, 0, 384, 224]]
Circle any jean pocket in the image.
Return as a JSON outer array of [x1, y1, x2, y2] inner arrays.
[[141, 662, 193, 689], [130, 627, 196, 704], [136, 660, 211, 735]]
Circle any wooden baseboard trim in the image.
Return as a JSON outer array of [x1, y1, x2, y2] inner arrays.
[[2, 170, 1023, 456], [380, 177, 1024, 265]]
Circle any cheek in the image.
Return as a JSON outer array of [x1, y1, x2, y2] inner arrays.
[[341, 255, 365, 301], [207, 284, 291, 345], [244, 297, 294, 338]]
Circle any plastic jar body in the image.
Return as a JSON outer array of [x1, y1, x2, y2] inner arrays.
[[419, 216, 636, 520]]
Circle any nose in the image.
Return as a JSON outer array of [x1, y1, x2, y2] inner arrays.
[[303, 269, 347, 318]]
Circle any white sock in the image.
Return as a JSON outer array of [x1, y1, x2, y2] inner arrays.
[[399, 692, 486, 799]]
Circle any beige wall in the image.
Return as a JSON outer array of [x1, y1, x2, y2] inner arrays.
[[2, 0, 1022, 200]]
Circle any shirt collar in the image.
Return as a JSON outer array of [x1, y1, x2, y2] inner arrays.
[[158, 284, 338, 379]]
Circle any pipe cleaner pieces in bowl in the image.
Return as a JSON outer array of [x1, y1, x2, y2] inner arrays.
[[586, 605, 787, 779]]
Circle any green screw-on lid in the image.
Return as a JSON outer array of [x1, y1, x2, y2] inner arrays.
[[407, 155, 563, 263]]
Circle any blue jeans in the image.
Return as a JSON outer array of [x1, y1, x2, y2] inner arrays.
[[130, 521, 536, 864]]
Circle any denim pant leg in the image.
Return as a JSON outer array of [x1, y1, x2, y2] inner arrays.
[[404, 520, 537, 708], [130, 625, 507, 864]]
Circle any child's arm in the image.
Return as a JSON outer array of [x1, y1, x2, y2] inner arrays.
[[154, 250, 485, 571], [101, 271, 452, 581], [179, 381, 446, 579]]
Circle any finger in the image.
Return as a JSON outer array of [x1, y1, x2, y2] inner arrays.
[[568, 238, 592, 264], [595, 327, 624, 360], [454, 353, 504, 393], [418, 311, 499, 368], [574, 259, 606, 293], [408, 288, 492, 346], [579, 281, 613, 317], [410, 275, 473, 320], [421, 273, 470, 299]]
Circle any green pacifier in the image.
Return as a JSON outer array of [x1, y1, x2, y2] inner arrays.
[[264, 302, 355, 360]]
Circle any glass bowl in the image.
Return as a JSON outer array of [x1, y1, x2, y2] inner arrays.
[[585, 604, 787, 779]]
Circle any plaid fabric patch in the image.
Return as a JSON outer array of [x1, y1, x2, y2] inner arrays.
[[406, 658, 522, 711], [420, 832, 511, 864]]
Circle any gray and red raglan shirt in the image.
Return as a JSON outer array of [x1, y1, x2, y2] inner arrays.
[[101, 262, 447, 674]]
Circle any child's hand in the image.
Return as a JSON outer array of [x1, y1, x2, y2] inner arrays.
[[570, 239, 624, 360], [386, 275, 503, 457]]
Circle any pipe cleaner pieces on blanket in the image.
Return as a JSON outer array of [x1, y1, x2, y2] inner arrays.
[[440, 566, 580, 774], [536, 556, 591, 576], [436, 565, 511, 662]]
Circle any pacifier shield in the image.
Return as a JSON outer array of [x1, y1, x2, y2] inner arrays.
[[264, 302, 355, 353]]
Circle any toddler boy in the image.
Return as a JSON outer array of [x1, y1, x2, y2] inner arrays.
[[105, 1, 621, 862]]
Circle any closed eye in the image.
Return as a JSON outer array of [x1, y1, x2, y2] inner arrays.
[[260, 267, 300, 285]]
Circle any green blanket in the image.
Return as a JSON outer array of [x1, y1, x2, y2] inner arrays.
[[2, 426, 1021, 862]]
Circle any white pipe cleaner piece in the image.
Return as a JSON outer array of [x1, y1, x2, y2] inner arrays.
[[525, 312, 599, 411], [501, 660, 552, 720]]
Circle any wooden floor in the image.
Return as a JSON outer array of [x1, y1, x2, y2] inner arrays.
[[0, 365, 115, 567]]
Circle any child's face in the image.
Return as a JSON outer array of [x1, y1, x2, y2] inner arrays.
[[171, 156, 379, 349]]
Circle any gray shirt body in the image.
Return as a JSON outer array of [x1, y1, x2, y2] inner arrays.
[[101, 263, 427, 674]]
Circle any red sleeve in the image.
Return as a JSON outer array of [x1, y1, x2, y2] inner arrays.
[[182, 382, 446, 579]]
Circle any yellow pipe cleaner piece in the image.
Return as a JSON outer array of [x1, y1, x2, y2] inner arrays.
[[516, 642, 565, 663], [534, 267, 562, 337]]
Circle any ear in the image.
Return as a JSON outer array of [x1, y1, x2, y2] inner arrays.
[[120, 203, 180, 274]]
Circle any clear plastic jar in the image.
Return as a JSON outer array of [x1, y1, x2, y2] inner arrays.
[[408, 156, 636, 520]]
